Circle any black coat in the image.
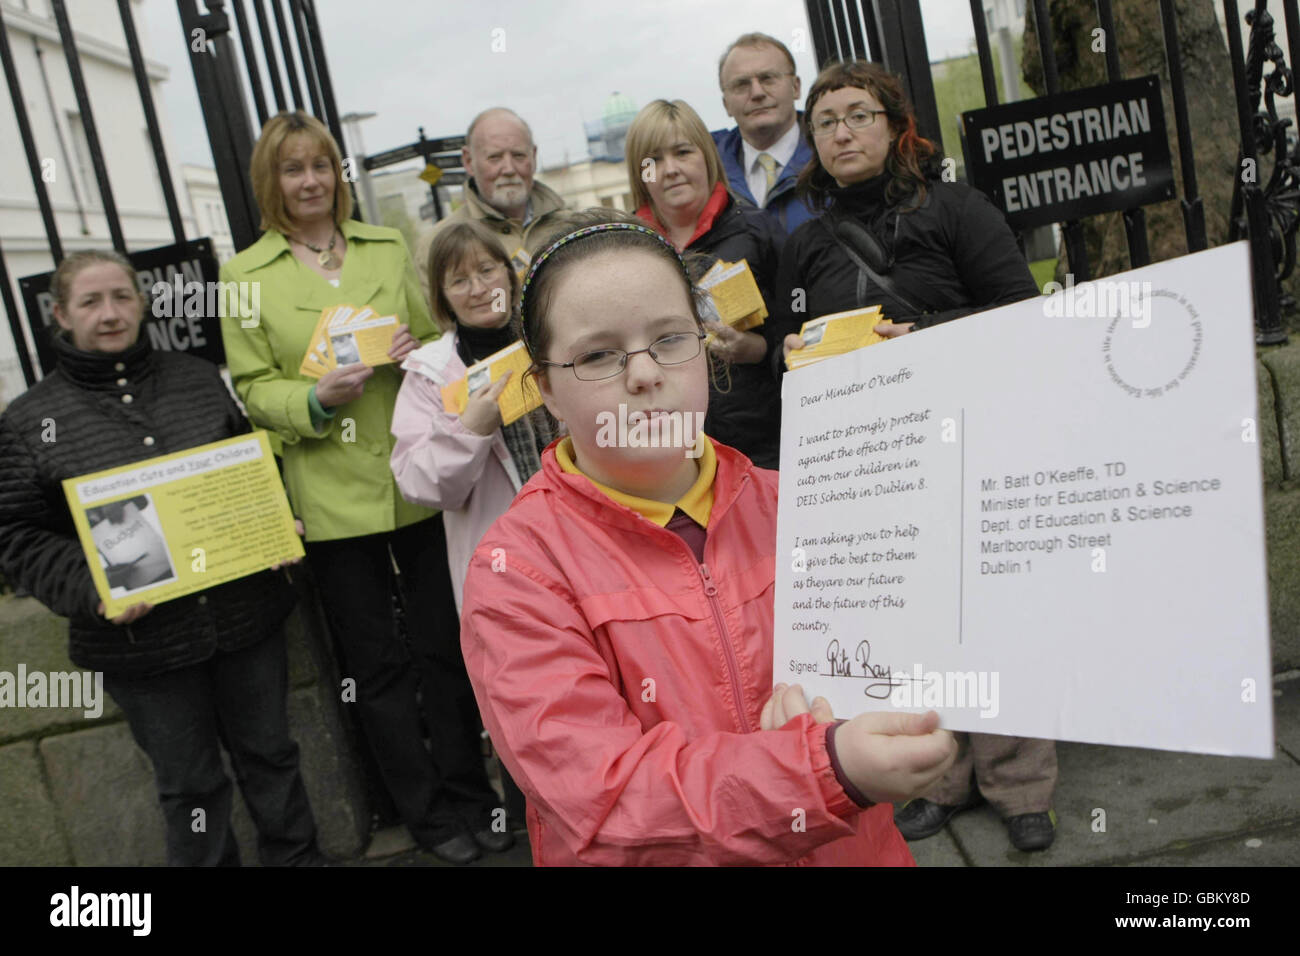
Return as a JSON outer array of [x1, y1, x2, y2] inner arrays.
[[772, 174, 1039, 353], [0, 334, 296, 678], [688, 195, 785, 470]]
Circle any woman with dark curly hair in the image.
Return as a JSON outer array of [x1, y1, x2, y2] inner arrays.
[[772, 60, 1040, 360], [772, 61, 1056, 852]]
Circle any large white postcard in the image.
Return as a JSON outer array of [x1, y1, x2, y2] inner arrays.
[[774, 242, 1272, 758]]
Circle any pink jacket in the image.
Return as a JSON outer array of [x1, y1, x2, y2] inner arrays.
[[390, 335, 524, 610], [460, 439, 915, 866]]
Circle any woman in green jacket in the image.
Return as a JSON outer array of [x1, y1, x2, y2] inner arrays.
[[219, 111, 506, 864]]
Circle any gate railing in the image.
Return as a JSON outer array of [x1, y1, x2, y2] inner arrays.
[[0, 0, 193, 387], [0, 0, 349, 392], [804, 0, 1293, 345], [177, 0, 349, 254]]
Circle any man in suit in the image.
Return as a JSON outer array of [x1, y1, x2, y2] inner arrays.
[[711, 33, 817, 236]]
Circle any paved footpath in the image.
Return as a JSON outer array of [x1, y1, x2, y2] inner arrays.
[[351, 673, 1300, 868]]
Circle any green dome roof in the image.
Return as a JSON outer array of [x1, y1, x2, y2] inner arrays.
[[601, 92, 637, 126]]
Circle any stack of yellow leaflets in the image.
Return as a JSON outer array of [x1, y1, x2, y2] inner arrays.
[[440, 340, 542, 426], [699, 259, 767, 337], [298, 304, 399, 378], [785, 307, 891, 370]]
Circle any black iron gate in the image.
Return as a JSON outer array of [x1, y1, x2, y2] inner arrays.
[[0, 0, 350, 393], [804, 0, 1293, 345], [177, 0, 348, 253], [2, 0, 1294, 394]]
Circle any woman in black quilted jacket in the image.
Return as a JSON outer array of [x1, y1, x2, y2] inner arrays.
[[0, 250, 321, 866]]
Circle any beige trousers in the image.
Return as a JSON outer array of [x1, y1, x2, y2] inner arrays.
[[924, 733, 1058, 817]]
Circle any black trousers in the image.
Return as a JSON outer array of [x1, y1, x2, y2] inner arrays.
[[103, 629, 318, 866], [305, 515, 498, 846]]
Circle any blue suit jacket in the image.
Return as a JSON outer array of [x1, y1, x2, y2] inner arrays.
[[712, 117, 818, 237]]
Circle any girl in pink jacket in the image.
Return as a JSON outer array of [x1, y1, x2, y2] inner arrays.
[[460, 212, 956, 866], [391, 221, 559, 611]]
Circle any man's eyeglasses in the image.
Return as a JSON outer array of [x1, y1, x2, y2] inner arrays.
[[811, 109, 887, 138], [724, 70, 794, 97], [446, 261, 505, 296], [538, 331, 706, 381]]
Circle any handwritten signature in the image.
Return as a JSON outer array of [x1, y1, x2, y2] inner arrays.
[[824, 638, 906, 699]]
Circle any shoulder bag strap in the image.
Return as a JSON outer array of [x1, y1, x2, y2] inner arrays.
[[818, 213, 924, 316]]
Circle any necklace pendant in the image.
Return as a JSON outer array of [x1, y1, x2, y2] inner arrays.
[[318, 250, 334, 269]]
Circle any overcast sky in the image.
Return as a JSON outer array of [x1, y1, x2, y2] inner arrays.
[[144, 0, 985, 172]]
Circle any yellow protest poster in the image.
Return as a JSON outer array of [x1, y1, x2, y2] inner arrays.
[[440, 340, 542, 425], [62, 432, 303, 618], [787, 308, 889, 370]]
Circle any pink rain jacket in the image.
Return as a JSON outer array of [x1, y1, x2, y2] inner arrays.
[[391, 335, 525, 610], [460, 439, 915, 866]]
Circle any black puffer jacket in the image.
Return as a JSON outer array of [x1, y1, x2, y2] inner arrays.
[[687, 194, 785, 470], [772, 173, 1039, 352], [0, 334, 296, 678]]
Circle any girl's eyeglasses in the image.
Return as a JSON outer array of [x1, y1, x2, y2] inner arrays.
[[538, 331, 706, 381]]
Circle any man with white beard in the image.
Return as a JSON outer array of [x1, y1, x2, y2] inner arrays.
[[417, 108, 566, 303]]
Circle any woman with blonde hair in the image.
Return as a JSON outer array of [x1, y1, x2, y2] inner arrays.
[[220, 111, 503, 864], [625, 99, 784, 470]]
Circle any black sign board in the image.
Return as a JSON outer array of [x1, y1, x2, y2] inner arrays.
[[364, 135, 467, 170], [438, 171, 467, 187], [960, 75, 1174, 230], [19, 238, 226, 376]]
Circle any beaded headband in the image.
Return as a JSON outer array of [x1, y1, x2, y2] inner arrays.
[[518, 222, 692, 352]]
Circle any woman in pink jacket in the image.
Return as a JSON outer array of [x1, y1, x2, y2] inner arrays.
[[391, 220, 559, 611], [460, 211, 956, 866]]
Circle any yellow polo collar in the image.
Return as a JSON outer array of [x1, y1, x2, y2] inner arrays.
[[556, 435, 715, 528]]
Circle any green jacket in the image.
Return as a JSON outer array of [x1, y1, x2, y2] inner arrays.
[[219, 219, 439, 542]]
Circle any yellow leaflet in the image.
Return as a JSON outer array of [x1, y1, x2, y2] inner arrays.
[[440, 340, 542, 425], [298, 309, 333, 378], [300, 303, 399, 377], [700, 258, 767, 327], [510, 247, 531, 279], [787, 308, 890, 369]]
